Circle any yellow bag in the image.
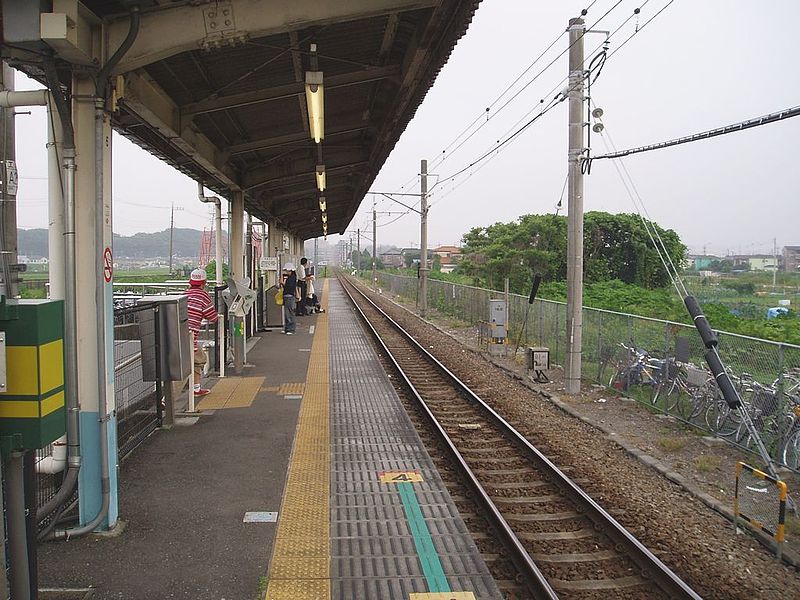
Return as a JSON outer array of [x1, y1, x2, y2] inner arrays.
[[275, 290, 284, 306]]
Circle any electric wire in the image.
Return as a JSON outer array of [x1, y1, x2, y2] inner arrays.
[[368, 1, 667, 231], [426, 0, 626, 175], [378, 1, 623, 205], [427, 2, 648, 198], [590, 105, 800, 161], [603, 0, 676, 62], [592, 99, 784, 480]]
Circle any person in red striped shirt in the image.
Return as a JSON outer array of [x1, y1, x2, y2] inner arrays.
[[186, 268, 218, 396]]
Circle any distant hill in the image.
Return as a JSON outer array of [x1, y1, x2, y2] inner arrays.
[[18, 228, 223, 260]]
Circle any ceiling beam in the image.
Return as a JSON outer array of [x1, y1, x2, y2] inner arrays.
[[107, 0, 438, 74], [181, 65, 399, 118], [244, 161, 367, 192], [227, 123, 368, 156], [121, 69, 240, 191]]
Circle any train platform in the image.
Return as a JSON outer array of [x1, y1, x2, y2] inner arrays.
[[37, 279, 500, 600]]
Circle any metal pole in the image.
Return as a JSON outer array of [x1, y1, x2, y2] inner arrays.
[[372, 206, 377, 288], [168, 202, 174, 275], [154, 304, 163, 427], [0, 459, 9, 598], [0, 62, 18, 299], [565, 17, 585, 396], [420, 159, 429, 318], [7, 452, 31, 600], [357, 228, 361, 273], [214, 200, 223, 285], [505, 277, 510, 350]]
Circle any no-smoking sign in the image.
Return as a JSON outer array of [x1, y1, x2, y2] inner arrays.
[[103, 247, 113, 282]]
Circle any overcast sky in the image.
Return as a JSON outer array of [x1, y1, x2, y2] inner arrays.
[[13, 0, 800, 257]]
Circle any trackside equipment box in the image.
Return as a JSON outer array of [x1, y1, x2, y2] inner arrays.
[[0, 300, 66, 453]]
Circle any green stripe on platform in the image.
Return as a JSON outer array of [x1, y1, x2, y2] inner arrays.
[[397, 481, 451, 593]]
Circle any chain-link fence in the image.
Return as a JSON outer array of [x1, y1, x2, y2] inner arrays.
[[114, 303, 164, 459], [373, 272, 800, 468]]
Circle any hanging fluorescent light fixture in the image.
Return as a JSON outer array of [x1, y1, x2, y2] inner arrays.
[[318, 196, 326, 211], [315, 164, 326, 191], [305, 70, 324, 143], [321, 213, 327, 224]]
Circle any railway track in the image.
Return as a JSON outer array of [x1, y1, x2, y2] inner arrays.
[[340, 276, 702, 600]]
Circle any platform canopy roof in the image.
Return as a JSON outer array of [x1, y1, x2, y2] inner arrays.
[[4, 0, 480, 240]]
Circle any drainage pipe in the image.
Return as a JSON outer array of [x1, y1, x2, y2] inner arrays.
[[198, 182, 226, 376], [38, 58, 83, 525], [48, 7, 141, 540], [35, 436, 67, 475]]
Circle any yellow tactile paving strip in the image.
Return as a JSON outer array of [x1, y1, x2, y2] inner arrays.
[[277, 382, 306, 396], [265, 280, 330, 600], [196, 376, 265, 410]]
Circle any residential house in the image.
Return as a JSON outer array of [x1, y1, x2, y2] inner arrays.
[[432, 245, 462, 273], [784, 246, 800, 272]]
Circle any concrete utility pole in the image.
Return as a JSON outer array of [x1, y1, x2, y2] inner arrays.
[[372, 205, 377, 288], [565, 17, 585, 396], [419, 159, 429, 318], [357, 228, 361, 272]]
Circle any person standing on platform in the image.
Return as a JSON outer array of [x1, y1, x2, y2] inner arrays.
[[296, 257, 309, 316], [186, 268, 218, 396], [281, 263, 297, 335]]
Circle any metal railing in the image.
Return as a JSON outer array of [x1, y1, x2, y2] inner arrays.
[[373, 272, 800, 467]]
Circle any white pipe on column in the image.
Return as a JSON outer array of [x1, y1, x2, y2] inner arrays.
[[0, 89, 47, 108], [36, 436, 67, 475], [47, 94, 65, 300]]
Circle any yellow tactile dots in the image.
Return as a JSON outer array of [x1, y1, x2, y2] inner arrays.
[[196, 376, 264, 410], [264, 280, 331, 600], [277, 382, 306, 396]]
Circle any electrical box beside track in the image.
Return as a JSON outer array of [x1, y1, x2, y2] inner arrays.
[[0, 299, 67, 454], [488, 299, 507, 339]]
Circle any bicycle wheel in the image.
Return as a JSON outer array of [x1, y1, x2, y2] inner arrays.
[[705, 400, 740, 437], [782, 428, 800, 471]]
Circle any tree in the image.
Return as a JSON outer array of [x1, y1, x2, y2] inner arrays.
[[205, 260, 229, 283], [459, 211, 686, 294]]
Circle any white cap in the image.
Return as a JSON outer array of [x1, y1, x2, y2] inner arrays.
[[283, 263, 296, 271], [190, 268, 208, 284]]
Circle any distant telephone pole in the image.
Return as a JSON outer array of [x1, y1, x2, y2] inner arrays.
[[565, 17, 585, 396], [372, 205, 377, 287], [773, 237, 778, 289], [357, 228, 361, 272], [419, 159, 429, 318], [168, 203, 183, 274]]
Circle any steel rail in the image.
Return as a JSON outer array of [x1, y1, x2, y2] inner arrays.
[[339, 277, 557, 599], [341, 275, 703, 600]]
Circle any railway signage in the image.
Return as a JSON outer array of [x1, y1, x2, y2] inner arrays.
[[379, 470, 423, 483], [103, 247, 113, 282]]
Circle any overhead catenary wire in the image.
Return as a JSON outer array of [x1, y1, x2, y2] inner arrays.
[[589, 105, 800, 161], [377, 0, 625, 207], [369, 0, 671, 228], [427, 1, 660, 201], [426, 0, 627, 175]]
